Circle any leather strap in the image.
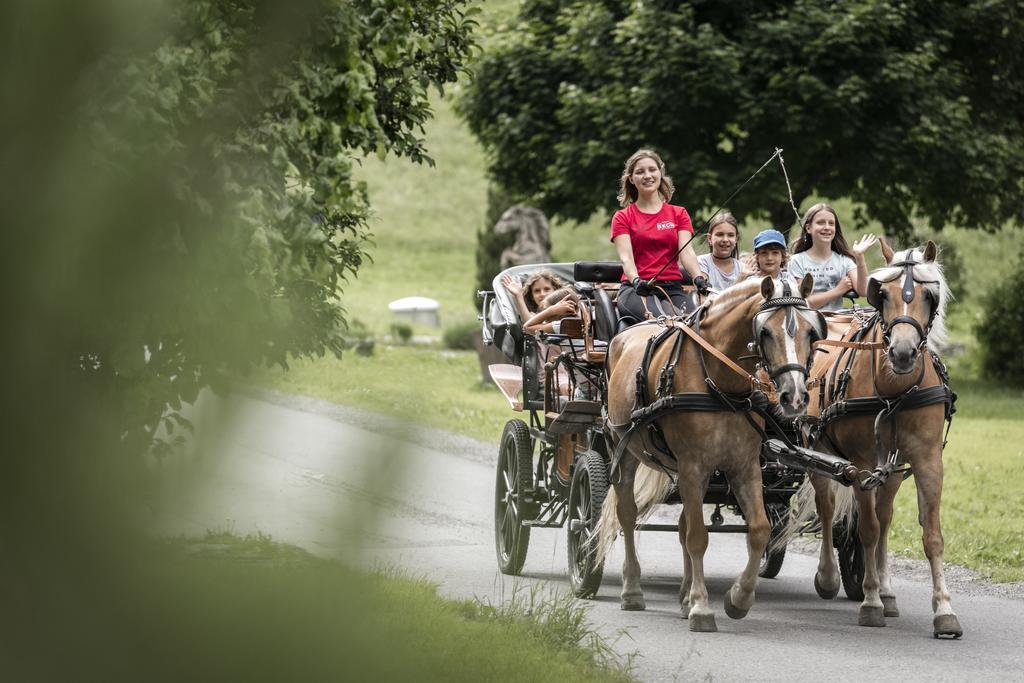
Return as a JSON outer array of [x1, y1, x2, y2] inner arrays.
[[665, 319, 774, 395]]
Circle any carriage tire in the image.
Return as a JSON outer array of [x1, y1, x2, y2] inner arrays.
[[494, 419, 536, 575], [836, 515, 866, 602], [758, 503, 788, 579], [567, 450, 608, 598]]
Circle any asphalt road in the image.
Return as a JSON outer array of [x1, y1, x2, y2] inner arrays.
[[151, 389, 1024, 682]]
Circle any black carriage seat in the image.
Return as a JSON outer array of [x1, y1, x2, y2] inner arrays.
[[573, 261, 623, 342]]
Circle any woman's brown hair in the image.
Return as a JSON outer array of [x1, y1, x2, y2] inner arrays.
[[617, 149, 675, 208]]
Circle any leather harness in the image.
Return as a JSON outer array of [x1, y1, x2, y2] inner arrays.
[[607, 284, 823, 480], [803, 262, 956, 487]]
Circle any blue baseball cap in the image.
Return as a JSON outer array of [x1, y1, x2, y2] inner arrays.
[[753, 229, 787, 251]]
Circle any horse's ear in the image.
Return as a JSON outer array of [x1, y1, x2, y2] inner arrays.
[[923, 240, 937, 262], [867, 278, 883, 309], [760, 276, 775, 300], [879, 236, 894, 264], [799, 273, 814, 299]]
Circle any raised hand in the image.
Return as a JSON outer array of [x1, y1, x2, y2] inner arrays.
[[502, 274, 524, 296], [852, 233, 878, 255], [554, 298, 578, 316]]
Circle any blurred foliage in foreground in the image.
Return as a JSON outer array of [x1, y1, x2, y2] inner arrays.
[[4, 533, 633, 682], [1, 0, 477, 677]]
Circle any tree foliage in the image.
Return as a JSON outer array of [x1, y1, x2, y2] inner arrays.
[[459, 0, 1024, 237], [976, 250, 1024, 386], [4, 0, 477, 462]]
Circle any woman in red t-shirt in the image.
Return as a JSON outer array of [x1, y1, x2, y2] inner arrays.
[[610, 149, 709, 322]]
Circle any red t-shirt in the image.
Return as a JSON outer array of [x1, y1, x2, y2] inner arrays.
[[609, 203, 693, 281]]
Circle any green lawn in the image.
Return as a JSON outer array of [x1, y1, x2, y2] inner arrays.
[[18, 533, 633, 682]]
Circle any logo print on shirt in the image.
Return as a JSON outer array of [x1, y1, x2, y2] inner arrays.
[[656, 221, 675, 231]]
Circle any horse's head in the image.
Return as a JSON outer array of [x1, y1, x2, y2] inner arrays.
[[752, 274, 826, 417], [867, 239, 948, 374]]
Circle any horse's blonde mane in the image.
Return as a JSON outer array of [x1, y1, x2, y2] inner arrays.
[[871, 246, 950, 350]]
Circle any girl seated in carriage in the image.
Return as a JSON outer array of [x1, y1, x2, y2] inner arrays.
[[522, 287, 583, 334], [501, 269, 568, 323]]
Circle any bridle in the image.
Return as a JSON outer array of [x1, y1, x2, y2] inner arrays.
[[752, 279, 827, 384], [867, 259, 939, 350]]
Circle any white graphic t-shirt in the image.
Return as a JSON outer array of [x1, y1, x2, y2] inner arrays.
[[788, 251, 856, 311], [697, 253, 740, 291]]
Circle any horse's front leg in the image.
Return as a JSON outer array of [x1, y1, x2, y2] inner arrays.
[[854, 487, 885, 627], [875, 474, 902, 617], [615, 458, 645, 611], [679, 472, 716, 631], [722, 457, 769, 620], [811, 475, 841, 599], [914, 453, 963, 638]]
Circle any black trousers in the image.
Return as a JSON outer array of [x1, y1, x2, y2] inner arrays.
[[617, 280, 695, 322]]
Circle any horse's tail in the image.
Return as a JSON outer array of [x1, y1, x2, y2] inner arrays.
[[595, 463, 672, 564], [769, 477, 857, 555]]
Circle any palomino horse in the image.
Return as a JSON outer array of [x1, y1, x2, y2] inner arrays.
[[795, 239, 961, 637], [597, 275, 824, 632]]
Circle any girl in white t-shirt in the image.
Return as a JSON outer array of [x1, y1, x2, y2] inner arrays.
[[697, 211, 741, 291], [788, 203, 878, 311]]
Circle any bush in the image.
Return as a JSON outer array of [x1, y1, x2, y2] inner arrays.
[[443, 320, 479, 351], [343, 319, 375, 356], [389, 321, 413, 345], [976, 251, 1024, 386]]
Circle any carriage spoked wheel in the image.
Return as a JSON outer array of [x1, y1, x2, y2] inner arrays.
[[494, 419, 537, 575], [567, 450, 609, 598], [835, 509, 865, 601], [758, 503, 788, 579]]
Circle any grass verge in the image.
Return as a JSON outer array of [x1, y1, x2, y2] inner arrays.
[[14, 532, 635, 682], [254, 345, 507, 443]]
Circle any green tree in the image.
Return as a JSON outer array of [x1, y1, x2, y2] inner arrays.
[[459, 0, 1024, 238], [1, 0, 478, 647], [5, 0, 477, 460]]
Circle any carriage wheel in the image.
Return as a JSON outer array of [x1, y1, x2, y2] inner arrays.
[[494, 419, 535, 575], [567, 450, 608, 598], [758, 503, 788, 579], [836, 511, 865, 601]]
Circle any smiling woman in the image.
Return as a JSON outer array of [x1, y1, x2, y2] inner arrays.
[[610, 149, 710, 322]]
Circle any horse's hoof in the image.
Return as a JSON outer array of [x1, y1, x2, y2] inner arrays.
[[688, 612, 717, 632], [620, 595, 646, 611], [858, 605, 886, 627], [814, 573, 840, 600], [881, 595, 899, 617], [723, 590, 750, 620], [933, 614, 963, 639]]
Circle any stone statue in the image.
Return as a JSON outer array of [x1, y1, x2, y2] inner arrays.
[[494, 205, 551, 269]]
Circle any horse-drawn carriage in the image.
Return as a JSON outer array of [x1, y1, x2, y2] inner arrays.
[[480, 262, 842, 595], [480, 244, 962, 638]]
